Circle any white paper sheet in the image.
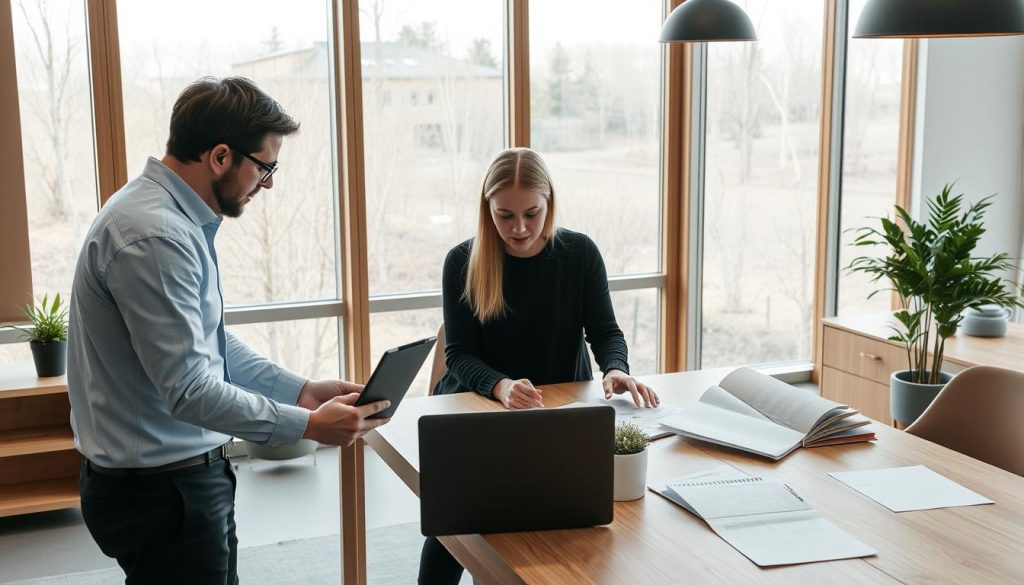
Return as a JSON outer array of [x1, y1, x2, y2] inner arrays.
[[829, 465, 994, 512], [709, 510, 877, 567], [560, 398, 682, 439]]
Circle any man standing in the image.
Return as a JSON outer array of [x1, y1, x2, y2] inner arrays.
[[67, 77, 387, 585]]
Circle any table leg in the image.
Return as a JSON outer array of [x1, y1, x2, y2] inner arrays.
[[340, 440, 366, 585]]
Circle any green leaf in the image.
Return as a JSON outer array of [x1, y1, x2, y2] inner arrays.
[[847, 183, 1023, 376]]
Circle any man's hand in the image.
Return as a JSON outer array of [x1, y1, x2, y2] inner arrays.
[[302, 393, 390, 447], [297, 379, 365, 411], [603, 369, 659, 408]]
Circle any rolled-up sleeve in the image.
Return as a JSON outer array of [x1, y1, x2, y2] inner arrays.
[[105, 236, 309, 446]]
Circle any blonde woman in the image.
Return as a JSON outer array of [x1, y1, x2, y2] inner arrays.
[[421, 147, 658, 584]]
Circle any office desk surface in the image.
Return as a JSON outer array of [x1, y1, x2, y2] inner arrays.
[[364, 369, 1024, 585]]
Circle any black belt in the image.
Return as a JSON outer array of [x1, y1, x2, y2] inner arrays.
[[86, 444, 230, 477]]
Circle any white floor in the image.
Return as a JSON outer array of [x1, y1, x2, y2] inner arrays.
[[0, 446, 421, 582]]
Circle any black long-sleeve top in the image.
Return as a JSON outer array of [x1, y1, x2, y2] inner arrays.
[[433, 228, 630, 397]]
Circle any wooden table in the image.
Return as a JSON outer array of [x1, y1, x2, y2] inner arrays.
[[362, 369, 1024, 584]]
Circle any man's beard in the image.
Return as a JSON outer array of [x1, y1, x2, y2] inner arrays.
[[212, 170, 257, 218]]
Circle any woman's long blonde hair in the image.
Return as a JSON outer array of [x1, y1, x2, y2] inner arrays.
[[463, 148, 557, 323]]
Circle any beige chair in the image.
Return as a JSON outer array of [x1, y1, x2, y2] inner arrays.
[[427, 323, 446, 396], [905, 365, 1024, 476]]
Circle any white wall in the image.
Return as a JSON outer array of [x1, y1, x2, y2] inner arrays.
[[914, 36, 1024, 319]]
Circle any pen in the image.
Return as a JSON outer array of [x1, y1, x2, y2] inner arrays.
[[783, 483, 805, 502]]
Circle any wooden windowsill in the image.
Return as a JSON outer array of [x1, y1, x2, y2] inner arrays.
[[0, 366, 67, 398]]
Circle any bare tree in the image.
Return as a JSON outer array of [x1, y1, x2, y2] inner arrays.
[[18, 0, 78, 222], [766, 203, 814, 358]]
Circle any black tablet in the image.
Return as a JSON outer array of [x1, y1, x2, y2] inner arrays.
[[355, 336, 437, 419]]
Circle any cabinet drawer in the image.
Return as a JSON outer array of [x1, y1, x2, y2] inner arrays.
[[823, 326, 907, 385], [822, 366, 891, 423]]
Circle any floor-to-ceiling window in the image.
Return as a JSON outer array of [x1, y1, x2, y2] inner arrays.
[[359, 0, 505, 395], [701, 0, 825, 368], [0, 0, 97, 365], [117, 0, 342, 379], [530, 0, 664, 375], [837, 0, 904, 316]]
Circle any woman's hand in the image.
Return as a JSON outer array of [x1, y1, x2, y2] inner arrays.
[[494, 378, 544, 409], [603, 370, 659, 408]]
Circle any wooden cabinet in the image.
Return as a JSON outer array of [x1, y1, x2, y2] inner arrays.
[[821, 313, 1022, 424], [822, 366, 891, 422], [0, 368, 80, 517]]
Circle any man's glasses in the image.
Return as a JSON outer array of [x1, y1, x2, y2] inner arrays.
[[230, 147, 278, 185]]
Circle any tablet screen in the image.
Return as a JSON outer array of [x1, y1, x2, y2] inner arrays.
[[356, 336, 437, 419]]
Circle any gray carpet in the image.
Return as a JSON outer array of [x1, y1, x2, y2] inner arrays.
[[1, 522, 471, 585]]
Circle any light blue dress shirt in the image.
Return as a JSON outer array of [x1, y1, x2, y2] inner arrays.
[[68, 157, 310, 468]]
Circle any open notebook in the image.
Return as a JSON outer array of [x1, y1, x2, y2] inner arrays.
[[660, 367, 874, 460], [650, 466, 876, 567]]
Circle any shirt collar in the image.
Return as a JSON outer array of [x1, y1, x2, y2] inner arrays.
[[142, 157, 222, 229]]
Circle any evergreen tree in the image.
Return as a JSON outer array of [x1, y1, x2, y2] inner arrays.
[[397, 22, 445, 53], [261, 25, 283, 54], [547, 43, 572, 117], [466, 38, 498, 68]]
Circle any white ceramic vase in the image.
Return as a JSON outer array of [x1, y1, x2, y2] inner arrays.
[[613, 449, 648, 501]]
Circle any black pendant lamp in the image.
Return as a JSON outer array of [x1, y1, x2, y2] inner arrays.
[[854, 0, 1024, 38], [659, 0, 757, 43]]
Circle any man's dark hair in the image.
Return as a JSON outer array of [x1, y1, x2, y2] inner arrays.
[[166, 77, 300, 163]]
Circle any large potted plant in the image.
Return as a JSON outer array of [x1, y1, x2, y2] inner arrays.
[[849, 185, 1023, 425], [613, 422, 651, 501], [2, 294, 70, 377]]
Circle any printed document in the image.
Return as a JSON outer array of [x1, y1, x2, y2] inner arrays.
[[829, 465, 994, 512]]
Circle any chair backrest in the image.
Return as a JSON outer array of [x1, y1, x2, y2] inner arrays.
[[427, 323, 446, 396], [906, 365, 1024, 476]]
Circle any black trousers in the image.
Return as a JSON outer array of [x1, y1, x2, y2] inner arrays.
[[79, 458, 239, 585], [419, 536, 465, 584]]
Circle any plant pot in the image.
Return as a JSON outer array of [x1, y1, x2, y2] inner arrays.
[[890, 370, 953, 426], [29, 340, 67, 377], [244, 438, 318, 461], [613, 449, 648, 501]]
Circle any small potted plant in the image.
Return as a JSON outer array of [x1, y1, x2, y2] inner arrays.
[[613, 422, 651, 501], [2, 294, 70, 377], [849, 185, 1023, 425]]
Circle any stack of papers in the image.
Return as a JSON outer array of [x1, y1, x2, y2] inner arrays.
[[829, 465, 995, 512], [649, 466, 876, 567]]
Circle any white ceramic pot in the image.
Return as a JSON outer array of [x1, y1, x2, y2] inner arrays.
[[961, 306, 1011, 337], [613, 449, 648, 501]]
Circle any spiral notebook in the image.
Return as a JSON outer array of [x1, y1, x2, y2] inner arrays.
[[650, 468, 876, 567]]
